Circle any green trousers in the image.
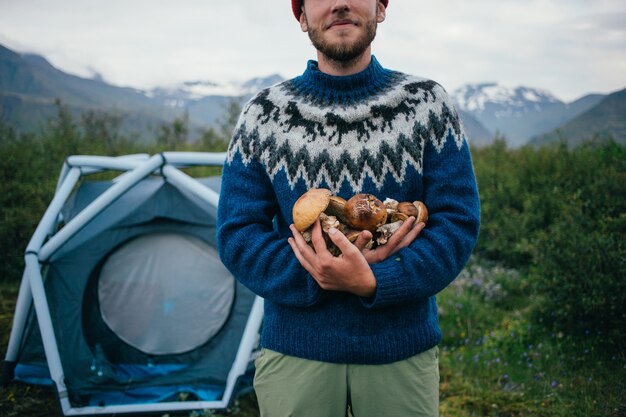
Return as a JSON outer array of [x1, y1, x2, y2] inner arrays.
[[253, 347, 440, 417]]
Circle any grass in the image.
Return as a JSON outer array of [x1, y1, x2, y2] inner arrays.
[[1, 258, 625, 417], [437, 257, 626, 417]]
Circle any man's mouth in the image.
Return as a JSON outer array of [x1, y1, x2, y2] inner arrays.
[[327, 19, 357, 29]]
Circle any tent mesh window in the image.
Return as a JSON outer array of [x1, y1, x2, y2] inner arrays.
[[94, 232, 234, 356]]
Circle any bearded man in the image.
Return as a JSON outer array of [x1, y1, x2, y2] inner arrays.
[[216, 1, 480, 416]]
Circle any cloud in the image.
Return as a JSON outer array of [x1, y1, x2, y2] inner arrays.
[[376, 0, 626, 100], [0, 0, 624, 101]]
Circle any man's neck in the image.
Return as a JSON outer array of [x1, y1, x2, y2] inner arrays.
[[316, 48, 372, 76]]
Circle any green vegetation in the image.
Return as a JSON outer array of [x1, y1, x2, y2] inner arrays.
[[0, 101, 237, 285], [439, 137, 625, 416], [0, 110, 624, 416], [473, 136, 625, 349], [437, 257, 624, 417]]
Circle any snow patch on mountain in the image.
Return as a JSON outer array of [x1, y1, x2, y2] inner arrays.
[[145, 74, 284, 107], [453, 82, 561, 115]]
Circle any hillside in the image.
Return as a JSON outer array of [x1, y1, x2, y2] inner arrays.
[[3, 43, 624, 148], [452, 83, 605, 147], [0, 44, 286, 141], [457, 109, 493, 147], [0, 45, 187, 139], [530, 88, 626, 146]]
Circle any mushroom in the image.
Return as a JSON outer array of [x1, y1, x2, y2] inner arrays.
[[397, 202, 418, 217], [376, 220, 404, 245], [383, 198, 399, 211], [292, 189, 428, 256], [319, 213, 340, 234], [413, 201, 428, 224], [387, 200, 428, 224], [344, 193, 388, 232], [325, 195, 351, 225], [292, 188, 332, 232]]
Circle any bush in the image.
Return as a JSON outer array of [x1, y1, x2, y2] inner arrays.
[[472, 138, 626, 349], [529, 142, 626, 348], [0, 125, 51, 282], [0, 101, 236, 283], [0, 104, 133, 283]]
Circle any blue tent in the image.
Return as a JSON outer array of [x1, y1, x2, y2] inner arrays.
[[2, 153, 263, 415]]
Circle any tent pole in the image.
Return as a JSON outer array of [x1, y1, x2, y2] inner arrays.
[[62, 399, 227, 416], [38, 154, 164, 262], [221, 296, 264, 405], [1, 270, 32, 385], [28, 167, 83, 252], [162, 151, 227, 167], [66, 154, 148, 173], [54, 160, 71, 194], [24, 254, 69, 403], [4, 166, 82, 385], [161, 165, 220, 208]]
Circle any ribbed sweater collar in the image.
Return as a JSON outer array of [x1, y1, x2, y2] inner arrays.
[[291, 55, 395, 104]]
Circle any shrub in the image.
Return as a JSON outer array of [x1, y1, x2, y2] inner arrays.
[[473, 138, 626, 349], [529, 141, 626, 349]]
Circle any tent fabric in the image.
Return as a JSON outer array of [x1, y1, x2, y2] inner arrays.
[[13, 175, 258, 408], [98, 232, 235, 355]]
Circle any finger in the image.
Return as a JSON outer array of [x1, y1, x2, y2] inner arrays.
[[310, 219, 331, 256], [362, 218, 418, 264], [289, 224, 318, 257], [396, 221, 424, 249], [385, 217, 416, 247], [327, 227, 361, 257], [287, 236, 317, 276], [289, 224, 310, 248], [353, 230, 373, 252]]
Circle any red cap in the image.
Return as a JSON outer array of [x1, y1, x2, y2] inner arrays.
[[292, 0, 389, 21]]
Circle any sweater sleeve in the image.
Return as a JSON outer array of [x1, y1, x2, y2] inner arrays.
[[216, 128, 323, 308], [363, 102, 480, 309]]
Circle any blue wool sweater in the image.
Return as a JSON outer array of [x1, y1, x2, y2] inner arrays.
[[217, 56, 480, 365]]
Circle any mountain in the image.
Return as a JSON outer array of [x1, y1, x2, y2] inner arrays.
[[3, 43, 623, 148], [0, 44, 182, 138], [452, 83, 605, 147], [529, 88, 626, 147], [0, 43, 282, 140], [456, 109, 493, 147], [145, 75, 284, 126]]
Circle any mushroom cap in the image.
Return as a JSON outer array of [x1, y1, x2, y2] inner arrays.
[[413, 201, 429, 224], [344, 193, 388, 231], [397, 201, 418, 217], [292, 188, 332, 232]]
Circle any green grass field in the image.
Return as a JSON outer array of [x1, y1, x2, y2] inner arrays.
[[2, 257, 623, 417]]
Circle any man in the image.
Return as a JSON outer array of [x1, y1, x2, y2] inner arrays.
[[217, 0, 480, 415]]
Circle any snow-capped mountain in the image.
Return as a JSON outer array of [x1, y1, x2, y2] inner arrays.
[[240, 74, 285, 96], [5, 42, 620, 147], [454, 82, 561, 115], [452, 83, 603, 147], [453, 83, 564, 147], [146, 74, 284, 108]]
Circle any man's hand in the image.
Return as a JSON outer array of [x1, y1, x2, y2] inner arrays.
[[288, 218, 425, 297], [354, 217, 425, 264], [288, 219, 377, 297]]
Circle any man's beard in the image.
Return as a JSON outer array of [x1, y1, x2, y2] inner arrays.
[[306, 14, 377, 64]]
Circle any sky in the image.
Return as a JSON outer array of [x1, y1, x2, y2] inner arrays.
[[0, 0, 625, 102]]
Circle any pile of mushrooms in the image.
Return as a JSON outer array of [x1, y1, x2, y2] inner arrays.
[[292, 188, 428, 256]]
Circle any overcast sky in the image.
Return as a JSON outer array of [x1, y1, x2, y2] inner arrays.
[[1, 0, 625, 102]]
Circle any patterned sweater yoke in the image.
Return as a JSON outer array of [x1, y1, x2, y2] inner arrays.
[[227, 56, 465, 195], [217, 56, 481, 365]]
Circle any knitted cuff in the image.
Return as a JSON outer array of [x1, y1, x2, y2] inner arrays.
[[360, 254, 414, 309]]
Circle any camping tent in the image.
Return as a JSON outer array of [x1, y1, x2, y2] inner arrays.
[[1, 152, 263, 415]]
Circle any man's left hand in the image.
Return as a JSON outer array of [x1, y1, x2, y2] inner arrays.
[[288, 219, 377, 297]]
